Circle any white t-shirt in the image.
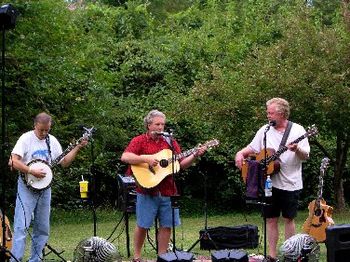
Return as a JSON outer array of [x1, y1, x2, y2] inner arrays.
[[12, 130, 63, 165], [249, 123, 310, 191]]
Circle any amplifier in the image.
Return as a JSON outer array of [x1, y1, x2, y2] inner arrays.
[[326, 224, 350, 262], [116, 174, 136, 213]]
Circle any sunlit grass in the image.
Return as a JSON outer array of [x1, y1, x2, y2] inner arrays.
[[19, 206, 350, 261]]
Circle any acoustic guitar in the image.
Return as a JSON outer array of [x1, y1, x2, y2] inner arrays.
[[303, 157, 334, 242], [131, 139, 219, 188], [0, 213, 13, 256], [241, 125, 318, 183]]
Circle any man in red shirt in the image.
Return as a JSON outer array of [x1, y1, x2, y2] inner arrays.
[[121, 110, 207, 261]]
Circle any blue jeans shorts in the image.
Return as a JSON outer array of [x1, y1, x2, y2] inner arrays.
[[136, 193, 181, 229]]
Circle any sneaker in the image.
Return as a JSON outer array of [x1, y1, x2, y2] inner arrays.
[[131, 258, 143, 262]]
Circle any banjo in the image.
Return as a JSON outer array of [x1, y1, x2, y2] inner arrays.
[[23, 127, 95, 191]]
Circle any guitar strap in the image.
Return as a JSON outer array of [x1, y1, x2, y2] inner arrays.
[[45, 135, 53, 164], [279, 121, 293, 149]]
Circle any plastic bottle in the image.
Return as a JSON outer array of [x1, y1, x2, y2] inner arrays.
[[265, 175, 272, 197]]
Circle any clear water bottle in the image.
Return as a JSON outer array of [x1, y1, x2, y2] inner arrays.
[[265, 175, 272, 197]]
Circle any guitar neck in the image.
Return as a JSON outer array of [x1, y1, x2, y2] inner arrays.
[[174, 147, 198, 161], [264, 134, 307, 164]]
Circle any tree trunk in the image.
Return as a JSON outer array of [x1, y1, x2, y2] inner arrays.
[[343, 1, 350, 31], [334, 131, 349, 211]]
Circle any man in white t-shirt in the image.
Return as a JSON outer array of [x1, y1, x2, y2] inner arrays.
[[9, 112, 88, 262], [235, 98, 310, 262]]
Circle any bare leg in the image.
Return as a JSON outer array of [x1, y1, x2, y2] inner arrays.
[[284, 217, 295, 240], [133, 225, 147, 259], [266, 217, 279, 258], [157, 227, 171, 255]]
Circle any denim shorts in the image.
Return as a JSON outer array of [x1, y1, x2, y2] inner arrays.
[[136, 193, 181, 229]]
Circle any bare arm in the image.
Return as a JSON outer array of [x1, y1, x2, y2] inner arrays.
[[287, 143, 309, 161], [60, 139, 88, 168], [9, 154, 46, 179], [234, 146, 255, 170], [121, 152, 159, 167], [179, 145, 207, 170]]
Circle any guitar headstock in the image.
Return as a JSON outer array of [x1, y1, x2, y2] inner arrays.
[[320, 157, 330, 172], [203, 139, 220, 149], [82, 126, 96, 140], [306, 124, 318, 138]]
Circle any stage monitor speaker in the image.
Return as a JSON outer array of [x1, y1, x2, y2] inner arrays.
[[157, 250, 194, 262], [326, 224, 350, 262], [211, 249, 248, 262]]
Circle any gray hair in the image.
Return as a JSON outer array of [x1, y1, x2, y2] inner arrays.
[[34, 112, 52, 125], [266, 97, 290, 118], [143, 110, 166, 129]]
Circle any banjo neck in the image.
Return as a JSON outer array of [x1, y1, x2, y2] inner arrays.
[[49, 127, 95, 167], [50, 138, 81, 167]]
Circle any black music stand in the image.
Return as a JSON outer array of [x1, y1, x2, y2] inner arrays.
[[0, 4, 18, 261], [244, 124, 272, 260]]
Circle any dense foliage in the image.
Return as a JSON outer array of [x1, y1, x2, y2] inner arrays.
[[1, 0, 349, 211]]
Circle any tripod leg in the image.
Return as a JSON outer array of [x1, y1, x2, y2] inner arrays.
[[187, 230, 219, 252], [186, 238, 200, 252], [0, 246, 20, 262], [43, 243, 67, 262]]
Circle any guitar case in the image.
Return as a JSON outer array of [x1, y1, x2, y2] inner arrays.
[[199, 224, 259, 250]]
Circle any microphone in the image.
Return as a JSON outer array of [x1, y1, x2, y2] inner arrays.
[[268, 120, 277, 126], [151, 131, 172, 137], [265, 120, 276, 132]]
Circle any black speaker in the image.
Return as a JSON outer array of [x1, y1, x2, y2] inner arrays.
[[116, 174, 136, 213], [0, 4, 17, 30], [157, 250, 194, 262], [211, 249, 248, 262], [326, 224, 350, 262]]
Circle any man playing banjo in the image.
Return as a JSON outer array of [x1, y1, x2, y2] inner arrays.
[[8, 112, 88, 262]]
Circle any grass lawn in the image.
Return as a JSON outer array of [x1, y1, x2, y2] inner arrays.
[[18, 205, 350, 261]]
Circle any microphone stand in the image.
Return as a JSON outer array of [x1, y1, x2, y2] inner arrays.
[[1, 23, 19, 262], [261, 124, 272, 259], [168, 131, 179, 254], [187, 171, 218, 252], [89, 135, 97, 237]]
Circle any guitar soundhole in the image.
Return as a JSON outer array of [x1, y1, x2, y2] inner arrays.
[[159, 159, 169, 168], [314, 209, 322, 217]]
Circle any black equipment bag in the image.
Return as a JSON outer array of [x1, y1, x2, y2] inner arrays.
[[200, 224, 259, 250]]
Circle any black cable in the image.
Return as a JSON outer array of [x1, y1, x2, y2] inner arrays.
[[106, 212, 125, 242]]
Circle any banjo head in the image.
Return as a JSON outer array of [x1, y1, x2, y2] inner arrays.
[[26, 160, 53, 191]]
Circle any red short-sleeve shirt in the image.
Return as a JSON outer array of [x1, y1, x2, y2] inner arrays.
[[124, 133, 182, 196]]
